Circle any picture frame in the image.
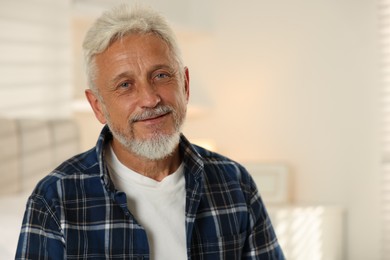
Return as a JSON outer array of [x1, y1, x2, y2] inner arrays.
[[242, 163, 290, 204]]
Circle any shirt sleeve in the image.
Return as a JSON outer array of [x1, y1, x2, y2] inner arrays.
[[15, 195, 65, 260], [242, 173, 285, 260]]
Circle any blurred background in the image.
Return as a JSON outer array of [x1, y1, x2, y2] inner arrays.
[[0, 0, 386, 259]]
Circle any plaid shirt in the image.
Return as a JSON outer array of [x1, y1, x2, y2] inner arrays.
[[16, 126, 284, 259]]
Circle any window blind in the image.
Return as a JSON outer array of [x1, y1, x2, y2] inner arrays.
[[0, 0, 72, 118], [381, 1, 390, 259]]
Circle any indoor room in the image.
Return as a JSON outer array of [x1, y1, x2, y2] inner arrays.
[[0, 0, 386, 259]]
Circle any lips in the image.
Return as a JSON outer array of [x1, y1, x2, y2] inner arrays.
[[132, 106, 173, 123], [136, 111, 169, 122]]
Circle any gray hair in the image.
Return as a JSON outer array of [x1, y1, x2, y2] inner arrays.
[[82, 4, 184, 92]]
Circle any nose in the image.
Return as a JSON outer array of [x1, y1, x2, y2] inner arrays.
[[138, 81, 161, 108]]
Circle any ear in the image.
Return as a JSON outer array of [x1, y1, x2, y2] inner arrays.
[[85, 89, 107, 125], [183, 67, 190, 102]]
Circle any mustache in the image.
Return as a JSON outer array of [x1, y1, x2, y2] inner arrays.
[[131, 105, 173, 122]]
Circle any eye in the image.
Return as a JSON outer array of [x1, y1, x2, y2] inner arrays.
[[152, 71, 174, 85], [155, 73, 169, 79], [118, 81, 132, 89]]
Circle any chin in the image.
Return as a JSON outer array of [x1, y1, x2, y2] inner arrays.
[[130, 130, 181, 161]]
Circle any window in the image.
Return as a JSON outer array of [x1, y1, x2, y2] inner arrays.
[[0, 0, 72, 118]]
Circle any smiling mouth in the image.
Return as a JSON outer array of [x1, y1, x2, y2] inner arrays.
[[131, 105, 174, 124], [138, 112, 169, 122], [132, 110, 171, 123]]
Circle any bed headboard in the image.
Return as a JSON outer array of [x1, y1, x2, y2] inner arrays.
[[0, 118, 80, 195]]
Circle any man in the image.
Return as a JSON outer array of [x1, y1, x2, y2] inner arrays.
[[16, 4, 284, 259]]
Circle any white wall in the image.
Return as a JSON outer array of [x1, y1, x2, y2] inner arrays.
[[180, 1, 381, 259], [72, 1, 382, 259], [184, 0, 380, 260]]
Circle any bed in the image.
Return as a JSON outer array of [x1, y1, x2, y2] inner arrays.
[[0, 118, 80, 258]]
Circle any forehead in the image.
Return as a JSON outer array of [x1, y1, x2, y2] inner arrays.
[[95, 33, 175, 68]]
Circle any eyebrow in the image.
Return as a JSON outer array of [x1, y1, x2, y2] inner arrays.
[[108, 71, 134, 87], [148, 64, 176, 75]]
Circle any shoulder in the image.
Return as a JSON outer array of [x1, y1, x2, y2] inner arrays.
[[193, 145, 255, 192], [195, 145, 240, 167], [32, 147, 101, 199]]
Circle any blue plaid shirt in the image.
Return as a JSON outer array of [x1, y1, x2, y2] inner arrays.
[[16, 126, 284, 259]]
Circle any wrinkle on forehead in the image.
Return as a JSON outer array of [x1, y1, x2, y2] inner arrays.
[[94, 34, 179, 89]]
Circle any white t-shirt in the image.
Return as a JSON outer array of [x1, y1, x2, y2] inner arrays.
[[105, 144, 187, 260]]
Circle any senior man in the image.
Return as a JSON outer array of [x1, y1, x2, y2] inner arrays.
[[16, 4, 284, 259]]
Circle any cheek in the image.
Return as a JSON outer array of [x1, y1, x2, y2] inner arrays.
[[177, 91, 189, 109], [169, 86, 188, 105], [104, 98, 135, 123]]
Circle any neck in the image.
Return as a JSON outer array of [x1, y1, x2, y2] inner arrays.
[[110, 139, 181, 182]]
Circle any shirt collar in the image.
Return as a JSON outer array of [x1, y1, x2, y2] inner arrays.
[[94, 125, 205, 190]]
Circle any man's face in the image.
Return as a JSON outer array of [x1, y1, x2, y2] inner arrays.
[[86, 33, 189, 160]]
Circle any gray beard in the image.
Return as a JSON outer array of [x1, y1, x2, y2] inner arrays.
[[111, 129, 181, 161], [104, 104, 184, 161]]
